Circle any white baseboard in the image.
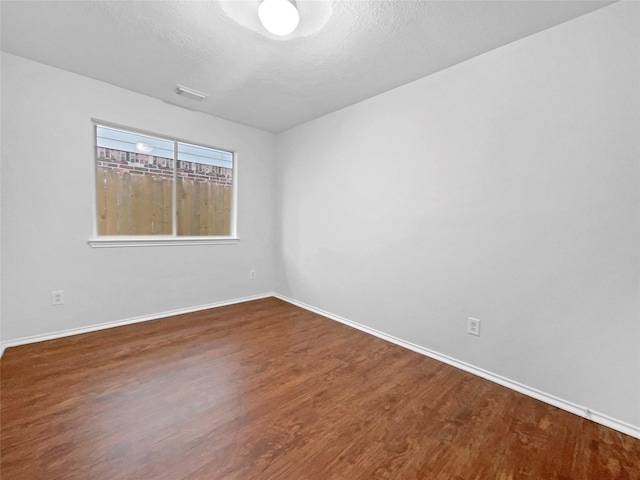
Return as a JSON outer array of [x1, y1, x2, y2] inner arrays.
[[0, 293, 274, 353], [273, 293, 640, 440]]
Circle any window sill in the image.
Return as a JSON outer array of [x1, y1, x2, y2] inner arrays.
[[88, 236, 240, 248]]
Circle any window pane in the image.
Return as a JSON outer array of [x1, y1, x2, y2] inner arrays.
[[176, 142, 233, 236], [96, 127, 174, 235]]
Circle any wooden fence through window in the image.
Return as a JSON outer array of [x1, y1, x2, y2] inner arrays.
[[96, 167, 232, 236]]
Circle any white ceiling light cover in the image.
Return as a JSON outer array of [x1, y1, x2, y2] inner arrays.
[[258, 0, 300, 36]]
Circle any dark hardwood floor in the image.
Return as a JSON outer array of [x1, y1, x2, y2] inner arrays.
[[1, 297, 638, 479]]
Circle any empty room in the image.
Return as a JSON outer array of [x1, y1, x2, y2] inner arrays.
[[1, 0, 639, 479]]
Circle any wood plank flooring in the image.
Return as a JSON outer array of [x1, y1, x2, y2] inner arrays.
[[1, 297, 638, 479]]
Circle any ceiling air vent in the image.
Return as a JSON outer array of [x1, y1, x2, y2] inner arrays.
[[175, 85, 208, 102]]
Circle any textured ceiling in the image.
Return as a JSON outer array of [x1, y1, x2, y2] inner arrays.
[[1, 0, 614, 133]]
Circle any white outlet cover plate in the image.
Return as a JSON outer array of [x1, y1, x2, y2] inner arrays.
[[467, 317, 480, 336], [51, 290, 64, 305]]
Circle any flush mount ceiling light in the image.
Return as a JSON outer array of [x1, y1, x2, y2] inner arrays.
[[175, 84, 208, 102], [258, 0, 300, 36]]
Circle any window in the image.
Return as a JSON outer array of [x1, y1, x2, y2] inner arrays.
[[90, 124, 236, 247]]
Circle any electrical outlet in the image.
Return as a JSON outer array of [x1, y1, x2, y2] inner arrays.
[[51, 290, 64, 306], [249, 270, 256, 279], [467, 317, 480, 336]]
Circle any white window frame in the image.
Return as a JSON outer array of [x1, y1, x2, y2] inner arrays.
[[88, 120, 239, 248]]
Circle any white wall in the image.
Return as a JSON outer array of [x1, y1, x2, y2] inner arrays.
[[276, 2, 640, 427], [1, 53, 276, 341]]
